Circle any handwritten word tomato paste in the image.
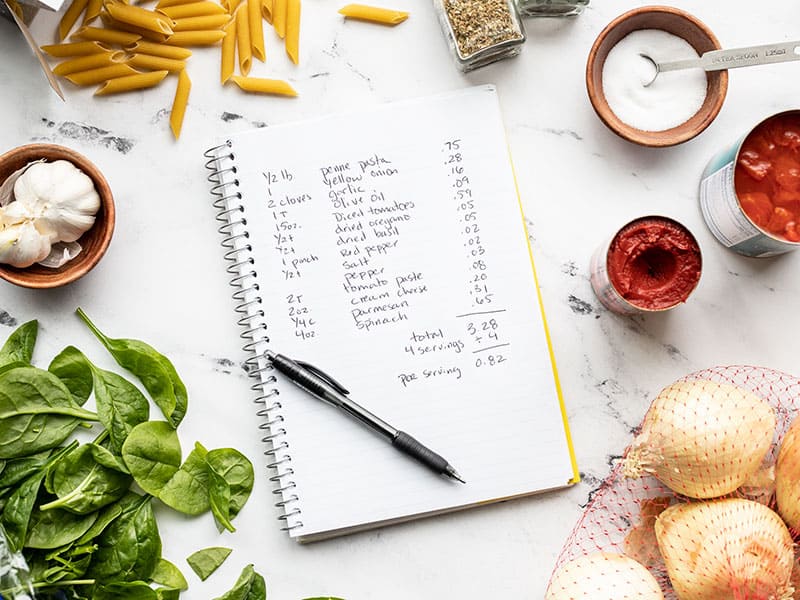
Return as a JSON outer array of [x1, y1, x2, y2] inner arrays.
[[735, 112, 800, 242], [605, 217, 702, 311]]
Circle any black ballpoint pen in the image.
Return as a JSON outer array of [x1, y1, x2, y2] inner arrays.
[[265, 350, 466, 484]]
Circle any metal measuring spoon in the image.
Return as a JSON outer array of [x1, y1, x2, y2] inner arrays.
[[641, 40, 800, 87]]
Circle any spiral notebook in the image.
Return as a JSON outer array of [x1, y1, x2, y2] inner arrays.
[[205, 85, 579, 542]]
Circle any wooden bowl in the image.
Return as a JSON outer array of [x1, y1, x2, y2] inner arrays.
[[586, 5, 728, 147], [0, 144, 115, 288]]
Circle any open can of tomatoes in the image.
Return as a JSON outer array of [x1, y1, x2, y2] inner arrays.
[[699, 110, 800, 257], [590, 216, 702, 315]]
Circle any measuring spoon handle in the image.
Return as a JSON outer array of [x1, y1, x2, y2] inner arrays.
[[658, 40, 800, 73]]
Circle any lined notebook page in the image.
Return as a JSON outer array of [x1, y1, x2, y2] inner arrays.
[[227, 85, 577, 541]]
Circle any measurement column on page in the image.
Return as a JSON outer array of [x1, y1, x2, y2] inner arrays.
[[263, 167, 318, 342], [443, 138, 511, 369]]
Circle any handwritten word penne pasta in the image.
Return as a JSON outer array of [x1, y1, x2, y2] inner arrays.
[[272, 0, 285, 38], [95, 69, 169, 95], [338, 3, 408, 25], [247, 0, 265, 62], [71, 26, 141, 45], [125, 40, 192, 59], [83, 0, 103, 23], [230, 75, 296, 96], [170, 69, 191, 139], [128, 53, 186, 71], [164, 30, 226, 45], [105, 1, 176, 34], [235, 6, 251, 75], [220, 20, 236, 83], [158, 2, 226, 19], [285, 0, 299, 64], [41, 41, 110, 57], [100, 13, 172, 42], [261, 0, 272, 23], [52, 51, 123, 76], [172, 14, 230, 31], [64, 63, 138, 85], [59, 0, 90, 40]]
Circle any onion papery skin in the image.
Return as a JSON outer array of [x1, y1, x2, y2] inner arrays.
[[544, 552, 664, 600], [776, 416, 800, 532]]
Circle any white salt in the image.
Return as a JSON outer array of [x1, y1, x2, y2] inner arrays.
[[602, 29, 708, 132]]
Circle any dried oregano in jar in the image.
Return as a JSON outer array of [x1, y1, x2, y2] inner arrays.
[[434, 0, 526, 71]]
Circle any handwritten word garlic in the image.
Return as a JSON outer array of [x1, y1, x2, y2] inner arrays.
[[655, 498, 794, 600], [545, 552, 663, 599], [775, 416, 800, 531], [0, 160, 100, 268], [623, 380, 775, 498]]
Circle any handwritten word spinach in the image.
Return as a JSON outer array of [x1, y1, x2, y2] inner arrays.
[[186, 547, 232, 581]]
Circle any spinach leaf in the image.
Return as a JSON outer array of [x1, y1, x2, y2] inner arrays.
[[186, 547, 232, 581], [40, 444, 132, 514], [77, 308, 188, 428], [151, 558, 188, 590], [156, 588, 181, 600], [213, 564, 266, 600], [0, 320, 37, 367], [92, 581, 158, 599], [1, 469, 45, 552], [159, 442, 210, 515], [26, 506, 98, 549], [0, 366, 99, 459], [86, 492, 162, 583], [48, 346, 94, 406], [205, 449, 254, 532], [122, 421, 181, 496], [0, 450, 52, 489], [75, 501, 124, 546], [87, 443, 130, 474]]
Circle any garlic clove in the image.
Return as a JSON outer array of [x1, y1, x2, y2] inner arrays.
[[623, 379, 776, 498], [0, 159, 44, 207], [39, 206, 96, 243], [38, 241, 82, 269], [545, 552, 664, 599], [0, 202, 30, 227], [655, 498, 794, 600], [0, 221, 52, 268]]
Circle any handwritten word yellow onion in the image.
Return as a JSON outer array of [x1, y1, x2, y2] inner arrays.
[[776, 416, 800, 531], [655, 498, 794, 600], [544, 552, 663, 600], [623, 380, 775, 498]]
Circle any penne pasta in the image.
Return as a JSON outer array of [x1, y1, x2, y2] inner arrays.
[[158, 2, 226, 18], [163, 30, 226, 45], [337, 3, 409, 25], [83, 0, 104, 23], [124, 40, 192, 59], [170, 69, 191, 139], [58, 0, 90, 40], [64, 63, 139, 85], [71, 25, 141, 45], [230, 75, 296, 96], [247, 0, 265, 62], [127, 53, 186, 71], [235, 5, 251, 75], [155, 0, 199, 9], [95, 69, 169, 95], [172, 14, 230, 30], [105, 1, 176, 34], [52, 51, 124, 76], [285, 0, 299, 64], [40, 41, 111, 57], [100, 13, 171, 41], [220, 20, 235, 83], [272, 0, 285, 38], [260, 0, 272, 23]]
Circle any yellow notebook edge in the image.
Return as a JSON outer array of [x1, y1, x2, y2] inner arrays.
[[508, 152, 581, 487]]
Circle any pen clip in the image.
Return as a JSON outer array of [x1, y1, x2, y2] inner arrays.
[[295, 360, 350, 395]]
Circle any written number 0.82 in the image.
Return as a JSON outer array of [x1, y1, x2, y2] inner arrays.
[[475, 354, 505, 368]]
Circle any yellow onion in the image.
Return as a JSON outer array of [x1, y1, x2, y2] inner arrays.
[[545, 552, 663, 600], [655, 498, 794, 600], [623, 379, 776, 498], [776, 415, 800, 531]]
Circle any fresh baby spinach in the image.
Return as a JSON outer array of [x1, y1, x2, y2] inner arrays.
[[186, 546, 232, 581], [151, 558, 189, 591], [0, 319, 37, 368], [25, 506, 98, 549], [206, 449, 255, 533], [122, 421, 182, 496], [159, 442, 211, 515], [77, 308, 188, 428], [48, 345, 94, 406], [213, 564, 266, 600]]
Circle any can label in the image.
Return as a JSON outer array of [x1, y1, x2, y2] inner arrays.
[[589, 240, 642, 315]]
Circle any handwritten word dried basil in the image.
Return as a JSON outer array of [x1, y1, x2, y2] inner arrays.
[[186, 546, 232, 581]]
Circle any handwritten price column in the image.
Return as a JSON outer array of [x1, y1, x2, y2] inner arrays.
[[263, 167, 318, 342], [443, 138, 510, 369]]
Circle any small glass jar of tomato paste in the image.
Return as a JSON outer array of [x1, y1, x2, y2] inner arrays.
[[700, 110, 800, 257], [590, 216, 702, 315]]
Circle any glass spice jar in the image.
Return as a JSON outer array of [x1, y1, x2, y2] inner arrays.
[[516, 0, 588, 18], [434, 0, 526, 72]]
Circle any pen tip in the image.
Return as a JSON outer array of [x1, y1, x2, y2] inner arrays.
[[447, 467, 466, 484]]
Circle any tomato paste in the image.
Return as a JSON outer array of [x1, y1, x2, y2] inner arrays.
[[735, 112, 800, 242], [606, 217, 702, 311]]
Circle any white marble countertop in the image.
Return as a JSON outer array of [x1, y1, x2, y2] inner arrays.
[[2, 1, 800, 597]]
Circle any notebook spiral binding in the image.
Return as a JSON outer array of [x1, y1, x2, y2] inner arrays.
[[204, 141, 303, 533]]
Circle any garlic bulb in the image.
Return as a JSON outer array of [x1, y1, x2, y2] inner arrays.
[[775, 415, 800, 531], [623, 379, 775, 498], [0, 220, 51, 268], [545, 552, 663, 599], [655, 498, 794, 600]]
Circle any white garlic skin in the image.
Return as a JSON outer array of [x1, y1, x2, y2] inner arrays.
[[12, 160, 100, 243], [0, 220, 52, 268], [545, 552, 664, 600]]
